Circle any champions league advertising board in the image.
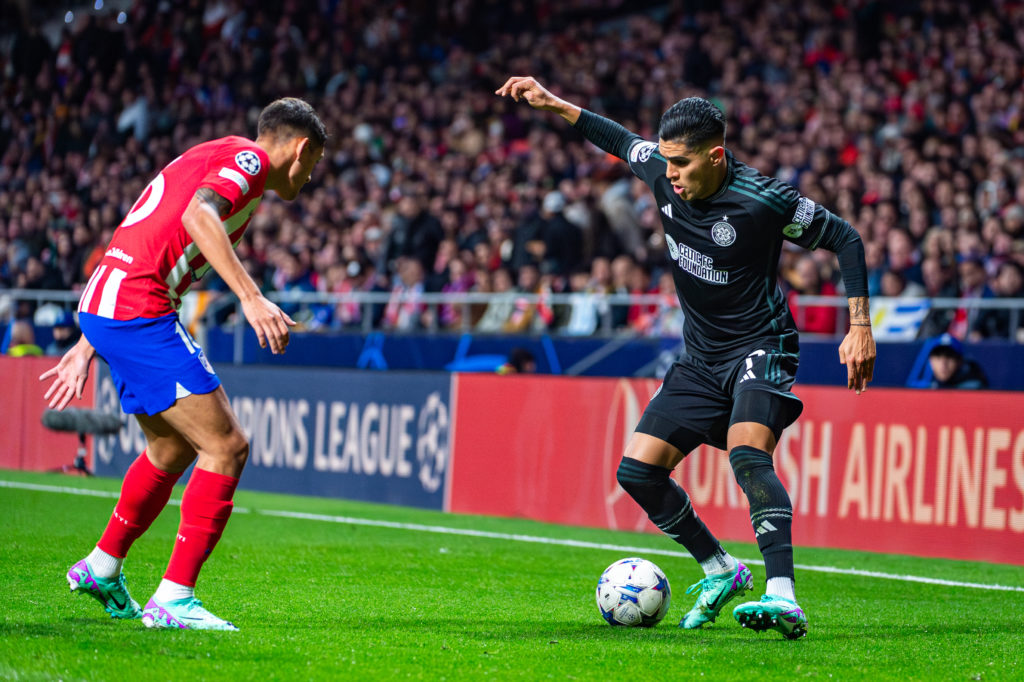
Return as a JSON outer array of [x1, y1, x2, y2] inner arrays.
[[93, 364, 452, 510]]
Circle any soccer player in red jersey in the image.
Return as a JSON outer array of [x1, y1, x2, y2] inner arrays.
[[41, 98, 326, 630]]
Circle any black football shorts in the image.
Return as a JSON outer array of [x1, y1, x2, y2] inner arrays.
[[635, 338, 804, 454]]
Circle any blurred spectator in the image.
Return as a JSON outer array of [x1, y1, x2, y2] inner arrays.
[[497, 347, 536, 375], [787, 255, 837, 334], [643, 271, 685, 338], [427, 239, 458, 292], [386, 188, 444, 273], [970, 261, 1024, 342], [917, 255, 959, 338], [382, 257, 427, 331], [438, 257, 474, 329], [318, 260, 372, 329], [504, 262, 549, 333], [879, 269, 926, 298], [562, 267, 600, 336], [609, 254, 635, 329], [926, 334, 989, 390], [272, 249, 316, 321], [921, 257, 957, 299], [538, 191, 583, 277], [626, 262, 657, 331], [45, 310, 80, 356], [467, 267, 492, 328], [475, 267, 517, 333], [948, 256, 994, 339], [884, 229, 922, 286], [3, 320, 43, 357]]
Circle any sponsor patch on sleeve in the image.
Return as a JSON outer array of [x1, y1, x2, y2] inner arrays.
[[628, 141, 658, 164], [234, 150, 262, 176], [218, 167, 250, 194], [783, 196, 816, 238]]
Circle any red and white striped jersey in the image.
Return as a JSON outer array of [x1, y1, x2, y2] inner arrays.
[[79, 136, 269, 319]]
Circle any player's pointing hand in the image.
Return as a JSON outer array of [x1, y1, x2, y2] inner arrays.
[[496, 76, 583, 125], [496, 76, 557, 110]]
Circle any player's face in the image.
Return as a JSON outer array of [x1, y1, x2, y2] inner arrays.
[[280, 139, 324, 201], [658, 139, 726, 202]]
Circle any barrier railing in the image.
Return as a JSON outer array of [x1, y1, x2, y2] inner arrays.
[[3, 288, 1022, 344]]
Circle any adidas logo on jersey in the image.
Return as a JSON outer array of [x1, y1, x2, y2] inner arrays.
[[661, 204, 672, 219]]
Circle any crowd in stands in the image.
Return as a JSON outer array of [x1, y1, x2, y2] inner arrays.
[[2, 0, 1023, 344]]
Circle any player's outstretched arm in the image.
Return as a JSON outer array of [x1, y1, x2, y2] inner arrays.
[[497, 76, 641, 162], [496, 76, 582, 125], [838, 296, 876, 394], [39, 335, 96, 410], [183, 188, 296, 354]]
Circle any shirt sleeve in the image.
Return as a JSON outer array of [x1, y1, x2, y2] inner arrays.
[[572, 110, 670, 185], [768, 184, 867, 297], [198, 143, 269, 212]]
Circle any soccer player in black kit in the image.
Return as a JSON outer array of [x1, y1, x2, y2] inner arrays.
[[497, 76, 876, 639]]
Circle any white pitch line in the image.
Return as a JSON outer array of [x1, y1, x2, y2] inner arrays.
[[256, 512, 1024, 594], [0, 480, 250, 512], [4, 479, 1023, 593]]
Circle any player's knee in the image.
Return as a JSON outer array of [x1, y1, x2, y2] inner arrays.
[[229, 431, 250, 467], [210, 429, 249, 468], [729, 445, 791, 508], [728, 445, 772, 484], [616, 457, 674, 507], [617, 457, 666, 491]]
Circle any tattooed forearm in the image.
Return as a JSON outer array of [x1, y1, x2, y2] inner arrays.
[[196, 187, 232, 218], [849, 296, 871, 325]]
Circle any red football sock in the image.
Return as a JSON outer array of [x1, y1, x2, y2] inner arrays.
[[164, 468, 239, 588], [97, 452, 181, 558]]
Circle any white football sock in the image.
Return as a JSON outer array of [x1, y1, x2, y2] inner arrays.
[[154, 579, 195, 603], [86, 547, 123, 579], [699, 550, 737, 576], [766, 577, 796, 602]]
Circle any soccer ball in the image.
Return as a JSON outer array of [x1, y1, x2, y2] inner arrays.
[[596, 557, 671, 627]]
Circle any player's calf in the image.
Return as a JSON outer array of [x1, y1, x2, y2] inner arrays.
[[616, 457, 722, 559], [729, 446, 794, 584]]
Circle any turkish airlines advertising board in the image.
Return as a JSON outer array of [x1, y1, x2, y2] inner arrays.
[[450, 375, 1024, 566]]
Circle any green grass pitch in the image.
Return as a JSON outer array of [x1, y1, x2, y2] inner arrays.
[[1, 469, 1022, 681]]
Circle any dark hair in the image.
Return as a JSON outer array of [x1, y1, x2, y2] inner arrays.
[[508, 347, 536, 372], [658, 97, 726, 149], [997, 260, 1022, 278], [257, 98, 327, 148]]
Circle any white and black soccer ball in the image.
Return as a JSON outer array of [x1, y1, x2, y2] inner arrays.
[[596, 557, 671, 627]]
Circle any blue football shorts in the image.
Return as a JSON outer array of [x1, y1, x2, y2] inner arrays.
[[636, 334, 804, 454], [79, 312, 221, 416]]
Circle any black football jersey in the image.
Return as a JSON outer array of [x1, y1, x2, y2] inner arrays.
[[622, 139, 848, 362]]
